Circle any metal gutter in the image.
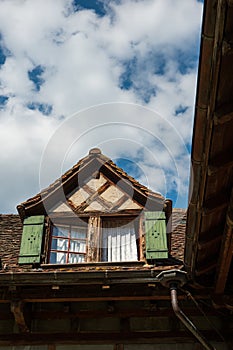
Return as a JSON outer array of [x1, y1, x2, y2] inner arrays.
[[0, 269, 162, 286]]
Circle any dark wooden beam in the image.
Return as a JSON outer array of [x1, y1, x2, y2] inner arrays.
[[214, 102, 233, 125], [22, 158, 100, 217], [195, 262, 217, 277], [215, 191, 233, 294], [101, 162, 164, 211], [29, 307, 221, 320], [208, 153, 233, 175], [197, 235, 222, 250], [202, 193, 228, 214], [10, 300, 29, 333], [75, 181, 112, 212], [0, 330, 231, 345]]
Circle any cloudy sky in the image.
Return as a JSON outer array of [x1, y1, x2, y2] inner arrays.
[[0, 0, 203, 213]]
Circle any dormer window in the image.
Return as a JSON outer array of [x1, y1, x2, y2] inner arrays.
[[50, 223, 88, 264], [17, 149, 170, 266], [48, 216, 140, 264]]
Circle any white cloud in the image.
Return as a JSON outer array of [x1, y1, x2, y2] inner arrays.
[[0, 0, 203, 212]]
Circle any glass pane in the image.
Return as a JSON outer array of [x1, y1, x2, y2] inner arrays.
[[55, 251, 67, 264], [53, 226, 69, 238], [50, 251, 67, 264], [50, 252, 57, 264], [51, 238, 68, 252], [71, 226, 87, 239], [70, 240, 86, 253], [69, 253, 85, 263]]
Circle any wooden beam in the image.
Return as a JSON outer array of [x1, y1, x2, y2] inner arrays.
[[202, 193, 228, 214], [215, 216, 233, 294], [101, 163, 164, 211], [0, 330, 231, 345], [23, 157, 100, 216], [195, 262, 217, 277], [214, 102, 233, 125], [30, 307, 219, 320], [75, 181, 112, 212], [109, 194, 131, 212], [197, 234, 222, 250], [208, 153, 233, 175], [10, 300, 29, 333], [227, 0, 233, 6]]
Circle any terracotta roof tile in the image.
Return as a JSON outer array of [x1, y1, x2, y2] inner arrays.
[[0, 214, 22, 269]]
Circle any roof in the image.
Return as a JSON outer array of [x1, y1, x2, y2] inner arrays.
[[185, 0, 233, 297], [17, 148, 165, 220], [0, 209, 186, 273]]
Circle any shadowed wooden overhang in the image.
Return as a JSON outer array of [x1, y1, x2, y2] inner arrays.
[[185, 0, 233, 300]]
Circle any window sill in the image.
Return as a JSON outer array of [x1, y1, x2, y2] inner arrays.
[[42, 261, 146, 269]]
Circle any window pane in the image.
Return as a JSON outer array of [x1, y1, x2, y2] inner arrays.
[[69, 253, 85, 263], [51, 238, 68, 251], [70, 240, 86, 253], [50, 252, 57, 264], [55, 251, 67, 264], [71, 226, 87, 239], [54, 226, 69, 238], [50, 251, 67, 264], [50, 224, 87, 264]]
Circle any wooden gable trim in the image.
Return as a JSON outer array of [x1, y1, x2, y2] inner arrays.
[[18, 154, 165, 219], [100, 161, 164, 211], [18, 157, 100, 219]]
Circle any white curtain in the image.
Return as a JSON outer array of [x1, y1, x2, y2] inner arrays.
[[102, 220, 137, 262]]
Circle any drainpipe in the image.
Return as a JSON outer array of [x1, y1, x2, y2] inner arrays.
[[157, 270, 216, 350]]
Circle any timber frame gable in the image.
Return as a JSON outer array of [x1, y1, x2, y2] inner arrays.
[[16, 148, 173, 266], [17, 148, 166, 220]]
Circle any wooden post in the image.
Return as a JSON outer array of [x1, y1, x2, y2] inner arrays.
[[87, 216, 101, 262]]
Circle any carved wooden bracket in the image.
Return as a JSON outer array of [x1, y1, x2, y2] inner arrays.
[[10, 300, 29, 333]]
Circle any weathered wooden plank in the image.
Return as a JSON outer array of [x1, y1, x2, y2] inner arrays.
[[87, 216, 101, 262]]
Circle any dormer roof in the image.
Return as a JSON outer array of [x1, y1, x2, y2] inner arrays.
[[17, 148, 165, 220]]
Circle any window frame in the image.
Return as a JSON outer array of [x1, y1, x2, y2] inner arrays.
[[45, 213, 143, 264], [49, 223, 88, 264]]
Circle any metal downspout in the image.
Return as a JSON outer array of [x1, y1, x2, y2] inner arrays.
[[170, 283, 216, 350], [157, 270, 216, 350]]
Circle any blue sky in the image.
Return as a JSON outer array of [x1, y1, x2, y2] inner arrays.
[[0, 0, 203, 213]]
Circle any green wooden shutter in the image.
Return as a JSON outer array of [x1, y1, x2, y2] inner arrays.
[[18, 215, 45, 265], [145, 211, 168, 259]]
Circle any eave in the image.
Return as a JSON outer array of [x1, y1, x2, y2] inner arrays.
[[185, 0, 233, 297]]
